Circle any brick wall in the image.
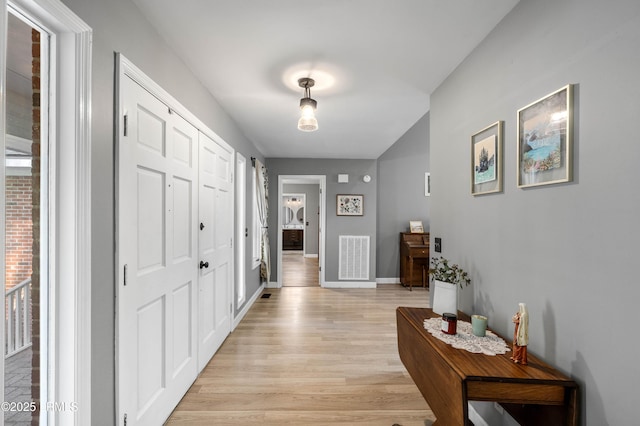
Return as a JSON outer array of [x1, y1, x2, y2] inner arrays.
[[4, 176, 33, 290]]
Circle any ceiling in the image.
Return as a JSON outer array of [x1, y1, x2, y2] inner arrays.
[[131, 0, 519, 159]]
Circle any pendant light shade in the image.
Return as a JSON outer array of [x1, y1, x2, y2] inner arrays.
[[297, 78, 318, 132]]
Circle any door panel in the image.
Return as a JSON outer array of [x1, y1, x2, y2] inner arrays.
[[118, 76, 199, 425], [137, 167, 166, 272], [136, 296, 165, 412], [172, 281, 193, 376], [198, 132, 233, 371]]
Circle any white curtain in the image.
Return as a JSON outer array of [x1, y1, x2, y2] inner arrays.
[[254, 159, 271, 281]]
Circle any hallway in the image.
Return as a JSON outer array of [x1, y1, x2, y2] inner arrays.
[[282, 251, 319, 287], [166, 285, 433, 425]]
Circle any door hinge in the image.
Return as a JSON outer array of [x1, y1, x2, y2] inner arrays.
[[123, 264, 128, 286], [123, 114, 128, 136], [230, 238, 233, 249], [124, 413, 127, 426]]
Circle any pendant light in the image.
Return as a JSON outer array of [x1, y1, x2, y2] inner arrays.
[[297, 77, 318, 132]]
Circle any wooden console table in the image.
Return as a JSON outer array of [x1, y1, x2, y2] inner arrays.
[[397, 307, 578, 426]]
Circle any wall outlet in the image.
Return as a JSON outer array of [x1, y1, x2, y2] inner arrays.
[[434, 237, 442, 252]]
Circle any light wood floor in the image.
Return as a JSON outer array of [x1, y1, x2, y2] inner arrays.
[[166, 285, 434, 425], [282, 251, 319, 287]]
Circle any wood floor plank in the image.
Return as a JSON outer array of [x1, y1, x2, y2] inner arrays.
[[166, 266, 433, 425]]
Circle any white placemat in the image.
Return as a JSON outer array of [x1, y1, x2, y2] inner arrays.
[[423, 317, 510, 356]]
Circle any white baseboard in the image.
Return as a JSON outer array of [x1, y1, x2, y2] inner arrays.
[[322, 281, 376, 289], [376, 277, 400, 284], [266, 281, 280, 288], [304, 254, 318, 258], [232, 282, 265, 330]]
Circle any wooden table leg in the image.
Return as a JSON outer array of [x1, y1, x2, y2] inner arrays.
[[408, 256, 414, 291]]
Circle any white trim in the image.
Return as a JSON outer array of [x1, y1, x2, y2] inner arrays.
[[232, 282, 265, 330], [235, 153, 247, 308], [0, 0, 7, 410], [376, 277, 400, 284], [304, 254, 318, 258], [266, 281, 280, 289], [4, 2, 92, 425], [251, 163, 261, 269], [323, 281, 377, 289]]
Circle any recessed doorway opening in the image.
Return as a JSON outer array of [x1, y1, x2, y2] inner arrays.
[[277, 176, 326, 288]]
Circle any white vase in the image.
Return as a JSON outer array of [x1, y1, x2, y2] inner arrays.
[[432, 279, 458, 315]]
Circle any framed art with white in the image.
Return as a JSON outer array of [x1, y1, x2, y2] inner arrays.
[[336, 194, 363, 216]]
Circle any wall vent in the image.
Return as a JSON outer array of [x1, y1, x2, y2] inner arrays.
[[338, 235, 370, 280]]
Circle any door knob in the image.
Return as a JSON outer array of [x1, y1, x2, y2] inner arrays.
[[199, 261, 209, 269], [200, 223, 205, 230]]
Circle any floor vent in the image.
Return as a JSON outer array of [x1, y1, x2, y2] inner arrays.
[[261, 293, 271, 299], [338, 235, 370, 280]]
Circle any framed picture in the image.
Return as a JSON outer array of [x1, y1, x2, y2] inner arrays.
[[409, 220, 424, 233], [337, 194, 363, 216], [517, 84, 573, 188], [471, 121, 503, 195]]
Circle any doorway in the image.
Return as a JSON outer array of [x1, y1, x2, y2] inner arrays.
[[4, 11, 46, 425], [277, 176, 326, 288], [2, 1, 92, 424]]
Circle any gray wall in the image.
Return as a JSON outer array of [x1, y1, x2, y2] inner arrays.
[[376, 112, 430, 279], [59, 0, 264, 423], [283, 183, 320, 255], [267, 159, 377, 283], [429, 1, 640, 424]]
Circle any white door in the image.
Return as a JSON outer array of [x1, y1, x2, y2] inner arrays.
[[198, 132, 233, 371], [118, 76, 199, 425]]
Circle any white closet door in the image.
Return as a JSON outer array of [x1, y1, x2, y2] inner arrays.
[[197, 132, 233, 371], [118, 75, 198, 425]]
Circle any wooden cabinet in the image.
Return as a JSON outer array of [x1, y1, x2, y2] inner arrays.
[[283, 229, 304, 250], [399, 232, 429, 290]]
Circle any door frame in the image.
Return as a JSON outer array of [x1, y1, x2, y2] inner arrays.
[[1, 1, 92, 424], [276, 175, 326, 288]]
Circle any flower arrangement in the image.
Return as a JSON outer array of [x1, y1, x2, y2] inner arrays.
[[428, 256, 471, 289]]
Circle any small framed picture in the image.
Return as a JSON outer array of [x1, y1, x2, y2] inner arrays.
[[409, 220, 424, 233], [517, 84, 573, 188], [471, 121, 503, 196], [337, 194, 363, 216]]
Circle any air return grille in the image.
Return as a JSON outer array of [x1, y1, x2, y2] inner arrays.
[[338, 235, 370, 280]]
